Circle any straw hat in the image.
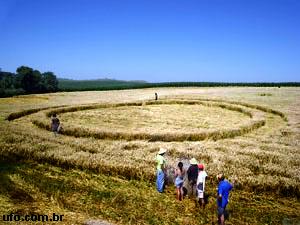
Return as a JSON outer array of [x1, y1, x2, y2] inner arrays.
[[158, 148, 167, 155], [189, 158, 198, 165]]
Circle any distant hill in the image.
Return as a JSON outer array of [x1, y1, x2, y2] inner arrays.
[[58, 78, 148, 91]]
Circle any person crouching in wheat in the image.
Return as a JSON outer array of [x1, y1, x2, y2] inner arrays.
[[50, 113, 60, 136]]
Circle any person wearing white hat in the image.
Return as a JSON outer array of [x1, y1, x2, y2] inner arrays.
[[156, 148, 167, 193], [187, 157, 199, 197]]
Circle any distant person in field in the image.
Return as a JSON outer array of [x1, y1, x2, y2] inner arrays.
[[155, 92, 158, 100], [196, 164, 208, 209], [174, 161, 185, 201], [156, 148, 167, 193], [216, 174, 233, 225], [187, 158, 199, 197], [51, 113, 60, 136]]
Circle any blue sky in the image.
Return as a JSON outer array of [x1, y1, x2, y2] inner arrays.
[[0, 0, 299, 82]]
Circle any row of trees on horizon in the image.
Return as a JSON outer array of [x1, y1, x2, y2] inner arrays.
[[1, 66, 300, 98], [0, 66, 59, 97]]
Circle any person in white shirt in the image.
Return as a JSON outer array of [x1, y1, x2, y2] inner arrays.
[[196, 164, 208, 209]]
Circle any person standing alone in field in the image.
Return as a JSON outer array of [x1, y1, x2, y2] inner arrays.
[[155, 92, 158, 100], [156, 148, 167, 193], [50, 113, 60, 136], [187, 158, 199, 197], [196, 164, 208, 209], [174, 161, 185, 201], [216, 174, 233, 225]]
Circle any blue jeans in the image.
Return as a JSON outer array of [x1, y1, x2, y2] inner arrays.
[[156, 170, 165, 193]]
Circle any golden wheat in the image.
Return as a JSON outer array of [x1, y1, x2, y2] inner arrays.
[[1, 87, 299, 224]]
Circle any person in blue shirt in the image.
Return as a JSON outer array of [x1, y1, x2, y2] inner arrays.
[[217, 174, 233, 225]]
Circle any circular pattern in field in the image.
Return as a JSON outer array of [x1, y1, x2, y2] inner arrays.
[[28, 99, 269, 141], [60, 104, 252, 133], [8, 98, 283, 141]]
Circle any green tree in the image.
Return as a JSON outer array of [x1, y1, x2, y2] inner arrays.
[[16, 66, 42, 93], [42, 72, 58, 92], [0, 72, 15, 89]]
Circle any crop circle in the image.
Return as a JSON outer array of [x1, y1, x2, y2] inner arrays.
[[27, 99, 270, 142], [60, 104, 251, 133], [6, 98, 284, 142]]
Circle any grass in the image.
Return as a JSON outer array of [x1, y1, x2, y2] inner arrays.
[[0, 87, 300, 224], [1, 159, 299, 225], [2, 97, 299, 197]]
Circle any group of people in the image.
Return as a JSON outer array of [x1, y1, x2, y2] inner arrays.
[[156, 148, 233, 225], [50, 111, 232, 224]]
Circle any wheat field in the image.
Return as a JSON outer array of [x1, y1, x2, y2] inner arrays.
[[0, 87, 299, 225]]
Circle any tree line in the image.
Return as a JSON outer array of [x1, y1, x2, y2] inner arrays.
[[1, 66, 299, 97], [59, 80, 300, 92], [0, 66, 58, 97]]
